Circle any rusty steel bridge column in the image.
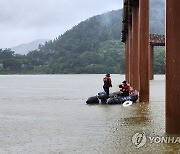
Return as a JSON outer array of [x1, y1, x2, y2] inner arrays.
[[138, 0, 150, 102], [166, 0, 180, 134], [125, 34, 130, 83], [129, 25, 133, 86], [149, 45, 154, 80], [132, 6, 140, 91]]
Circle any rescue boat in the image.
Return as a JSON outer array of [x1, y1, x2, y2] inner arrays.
[[86, 91, 138, 104]]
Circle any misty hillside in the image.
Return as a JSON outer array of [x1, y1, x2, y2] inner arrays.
[[0, 0, 165, 74], [150, 0, 165, 34], [35, 0, 165, 74], [39, 0, 165, 54], [12, 0, 165, 55], [11, 39, 50, 55], [37, 10, 124, 73]]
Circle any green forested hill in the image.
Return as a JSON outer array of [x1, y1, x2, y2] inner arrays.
[[36, 10, 124, 74], [0, 5, 165, 74]]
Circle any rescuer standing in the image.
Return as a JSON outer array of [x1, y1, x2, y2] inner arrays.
[[103, 74, 112, 97]]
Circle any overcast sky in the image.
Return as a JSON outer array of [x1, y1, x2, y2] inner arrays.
[[0, 0, 123, 48]]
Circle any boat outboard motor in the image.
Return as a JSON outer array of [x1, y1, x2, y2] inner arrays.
[[86, 96, 99, 104], [98, 92, 107, 99], [98, 92, 108, 103], [97, 92, 114, 103]]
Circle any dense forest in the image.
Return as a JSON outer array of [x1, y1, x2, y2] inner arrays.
[[0, 7, 165, 74]]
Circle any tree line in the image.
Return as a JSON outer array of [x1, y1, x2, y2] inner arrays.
[[0, 9, 165, 74]]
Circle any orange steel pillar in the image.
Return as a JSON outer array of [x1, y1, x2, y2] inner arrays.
[[166, 0, 180, 134], [125, 34, 130, 83], [139, 0, 149, 102], [132, 6, 140, 91], [149, 45, 154, 80]]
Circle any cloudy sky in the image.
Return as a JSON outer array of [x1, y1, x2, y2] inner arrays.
[[0, 0, 123, 48]]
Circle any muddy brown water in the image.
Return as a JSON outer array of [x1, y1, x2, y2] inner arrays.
[[0, 74, 179, 154]]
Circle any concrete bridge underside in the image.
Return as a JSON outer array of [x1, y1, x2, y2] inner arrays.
[[121, 0, 180, 134]]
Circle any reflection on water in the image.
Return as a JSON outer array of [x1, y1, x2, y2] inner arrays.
[[0, 74, 179, 153]]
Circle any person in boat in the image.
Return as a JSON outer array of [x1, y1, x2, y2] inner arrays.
[[103, 74, 112, 97], [119, 80, 130, 96]]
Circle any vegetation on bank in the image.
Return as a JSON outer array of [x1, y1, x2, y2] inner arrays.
[[0, 46, 165, 75], [0, 9, 165, 74]]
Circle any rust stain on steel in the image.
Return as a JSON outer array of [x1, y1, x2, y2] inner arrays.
[[132, 6, 140, 91], [138, 0, 150, 102], [166, 0, 180, 134]]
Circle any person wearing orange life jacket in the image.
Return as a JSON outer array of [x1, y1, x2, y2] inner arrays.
[[120, 80, 130, 96], [103, 74, 112, 97]]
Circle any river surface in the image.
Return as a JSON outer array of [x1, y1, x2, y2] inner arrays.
[[0, 74, 179, 154]]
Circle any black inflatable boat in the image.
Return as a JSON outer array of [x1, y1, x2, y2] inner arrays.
[[107, 95, 138, 104], [86, 92, 112, 104], [86, 91, 138, 104]]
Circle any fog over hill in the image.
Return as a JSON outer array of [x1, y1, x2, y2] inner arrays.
[[0, 0, 166, 74], [10, 0, 165, 55], [150, 0, 165, 34], [11, 39, 50, 55]]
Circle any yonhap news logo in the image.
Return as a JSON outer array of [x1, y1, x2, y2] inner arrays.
[[132, 132, 180, 148], [132, 132, 147, 148]]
